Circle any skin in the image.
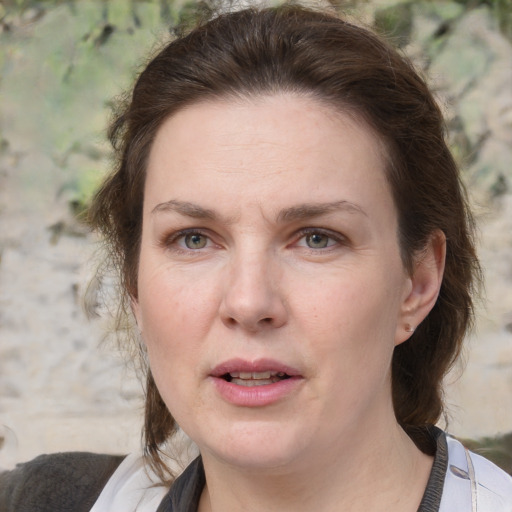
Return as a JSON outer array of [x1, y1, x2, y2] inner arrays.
[[133, 94, 446, 511]]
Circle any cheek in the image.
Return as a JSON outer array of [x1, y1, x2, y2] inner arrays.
[[290, 278, 398, 432], [136, 271, 224, 431], [292, 269, 401, 379], [139, 260, 215, 327], [136, 265, 219, 374], [295, 270, 398, 334], [138, 282, 207, 417]]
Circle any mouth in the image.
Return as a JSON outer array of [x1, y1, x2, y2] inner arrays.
[[210, 358, 301, 386], [221, 371, 291, 387], [210, 358, 303, 406]]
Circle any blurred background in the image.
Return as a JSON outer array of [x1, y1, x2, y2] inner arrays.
[[0, 0, 511, 472]]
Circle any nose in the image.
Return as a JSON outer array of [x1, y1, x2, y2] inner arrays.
[[219, 250, 288, 332]]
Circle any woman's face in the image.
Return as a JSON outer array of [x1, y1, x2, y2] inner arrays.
[[134, 94, 425, 471]]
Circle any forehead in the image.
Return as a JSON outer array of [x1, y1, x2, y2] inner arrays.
[[145, 93, 394, 219], [151, 93, 388, 158]]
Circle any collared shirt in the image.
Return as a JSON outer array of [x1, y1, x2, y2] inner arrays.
[[2, 427, 511, 511], [152, 427, 512, 512]]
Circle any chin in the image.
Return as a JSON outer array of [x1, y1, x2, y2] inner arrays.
[[214, 446, 303, 472], [195, 420, 312, 471]]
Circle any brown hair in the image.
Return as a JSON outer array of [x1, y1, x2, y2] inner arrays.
[[88, 4, 481, 481]]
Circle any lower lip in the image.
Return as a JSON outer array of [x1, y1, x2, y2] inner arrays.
[[211, 376, 303, 407]]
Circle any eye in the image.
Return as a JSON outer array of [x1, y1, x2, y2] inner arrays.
[[305, 233, 331, 249], [162, 229, 214, 252], [182, 232, 208, 249], [296, 229, 341, 249]]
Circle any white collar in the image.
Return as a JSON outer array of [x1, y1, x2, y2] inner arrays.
[[90, 434, 512, 512], [440, 435, 512, 512], [89, 453, 169, 512]]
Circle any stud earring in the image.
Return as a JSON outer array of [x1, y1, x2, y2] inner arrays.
[[405, 323, 415, 333]]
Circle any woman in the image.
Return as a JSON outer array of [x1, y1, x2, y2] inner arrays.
[[1, 4, 511, 511]]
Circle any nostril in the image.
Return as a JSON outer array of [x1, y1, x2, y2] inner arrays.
[[223, 316, 238, 328], [222, 314, 277, 330]]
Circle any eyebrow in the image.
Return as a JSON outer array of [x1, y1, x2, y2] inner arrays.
[[151, 199, 366, 223], [276, 201, 367, 223], [152, 200, 217, 220]]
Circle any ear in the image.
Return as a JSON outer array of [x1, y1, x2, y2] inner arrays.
[[396, 230, 446, 345]]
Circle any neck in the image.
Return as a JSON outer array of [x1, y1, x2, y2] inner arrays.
[[198, 415, 433, 512]]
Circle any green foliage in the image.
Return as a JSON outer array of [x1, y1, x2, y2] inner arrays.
[[493, 0, 512, 40], [0, 0, 181, 219], [452, 0, 512, 39], [374, 2, 414, 48], [1, 0, 511, 218], [63, 166, 104, 219], [173, 0, 216, 35]]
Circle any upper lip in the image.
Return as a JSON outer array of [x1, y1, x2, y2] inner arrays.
[[210, 358, 302, 378]]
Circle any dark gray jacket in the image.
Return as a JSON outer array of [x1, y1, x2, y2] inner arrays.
[[0, 452, 205, 512], [0, 452, 124, 512]]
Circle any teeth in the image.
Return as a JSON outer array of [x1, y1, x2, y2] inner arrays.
[[231, 371, 276, 380], [226, 370, 290, 386], [231, 378, 277, 387], [253, 371, 271, 379]]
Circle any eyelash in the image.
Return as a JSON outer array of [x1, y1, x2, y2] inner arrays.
[[161, 229, 214, 253], [161, 227, 346, 253], [294, 228, 346, 251]]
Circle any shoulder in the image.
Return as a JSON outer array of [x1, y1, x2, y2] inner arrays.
[[441, 434, 512, 512], [0, 452, 125, 512], [467, 445, 512, 506]]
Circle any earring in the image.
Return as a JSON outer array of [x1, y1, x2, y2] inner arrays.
[[405, 323, 415, 333]]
